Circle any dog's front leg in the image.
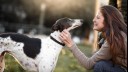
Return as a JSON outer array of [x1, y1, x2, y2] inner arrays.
[[0, 56, 5, 72]]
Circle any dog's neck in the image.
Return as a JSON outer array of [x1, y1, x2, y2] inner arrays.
[[50, 31, 64, 46]]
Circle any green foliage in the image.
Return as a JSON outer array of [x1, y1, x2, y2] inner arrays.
[[4, 44, 93, 72]]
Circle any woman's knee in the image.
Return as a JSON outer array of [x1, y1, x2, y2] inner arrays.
[[94, 60, 126, 72], [94, 60, 109, 72], [95, 60, 108, 67]]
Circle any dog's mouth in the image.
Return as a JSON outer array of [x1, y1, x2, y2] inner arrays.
[[67, 23, 82, 31], [74, 22, 83, 28], [74, 24, 82, 28], [73, 25, 80, 29]]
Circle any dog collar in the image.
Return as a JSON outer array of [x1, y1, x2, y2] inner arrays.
[[50, 36, 65, 46]]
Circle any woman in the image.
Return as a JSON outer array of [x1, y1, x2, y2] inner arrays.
[[59, 5, 127, 72]]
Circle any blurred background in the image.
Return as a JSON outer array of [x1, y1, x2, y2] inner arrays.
[[0, 0, 127, 72]]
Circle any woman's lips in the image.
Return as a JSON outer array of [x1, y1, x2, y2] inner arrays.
[[94, 23, 98, 26]]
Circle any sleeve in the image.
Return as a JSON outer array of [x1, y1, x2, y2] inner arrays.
[[69, 41, 112, 69]]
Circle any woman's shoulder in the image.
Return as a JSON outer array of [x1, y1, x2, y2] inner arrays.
[[101, 40, 109, 48]]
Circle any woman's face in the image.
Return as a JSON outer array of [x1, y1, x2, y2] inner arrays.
[[93, 11, 105, 31]]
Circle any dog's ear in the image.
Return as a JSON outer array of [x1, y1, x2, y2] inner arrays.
[[51, 23, 64, 32], [51, 19, 64, 32], [52, 20, 59, 31], [51, 23, 58, 31]]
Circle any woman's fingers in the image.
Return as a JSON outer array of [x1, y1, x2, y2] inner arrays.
[[63, 29, 70, 35], [60, 33, 66, 41], [59, 29, 73, 47], [62, 29, 71, 38], [60, 32, 68, 42]]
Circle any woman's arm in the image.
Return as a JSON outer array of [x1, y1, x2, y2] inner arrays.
[[70, 42, 112, 69], [59, 29, 112, 69]]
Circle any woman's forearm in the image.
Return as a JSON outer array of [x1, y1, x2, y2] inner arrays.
[[69, 43, 95, 69]]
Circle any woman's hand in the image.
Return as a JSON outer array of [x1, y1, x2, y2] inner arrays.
[[59, 29, 74, 48]]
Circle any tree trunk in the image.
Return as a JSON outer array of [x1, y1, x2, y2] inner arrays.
[[109, 0, 127, 23], [109, 0, 118, 8]]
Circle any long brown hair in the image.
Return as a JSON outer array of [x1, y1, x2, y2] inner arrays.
[[100, 5, 127, 67]]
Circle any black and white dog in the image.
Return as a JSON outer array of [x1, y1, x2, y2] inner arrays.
[[0, 18, 83, 72]]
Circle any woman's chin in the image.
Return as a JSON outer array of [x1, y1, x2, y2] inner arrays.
[[93, 27, 97, 30], [93, 28, 101, 32]]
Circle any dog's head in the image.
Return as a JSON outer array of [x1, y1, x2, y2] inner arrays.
[[52, 17, 83, 32]]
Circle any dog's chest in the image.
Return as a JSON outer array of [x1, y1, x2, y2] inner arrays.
[[42, 32, 63, 56], [39, 38, 62, 58]]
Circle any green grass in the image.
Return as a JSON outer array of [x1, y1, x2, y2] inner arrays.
[[4, 43, 93, 72]]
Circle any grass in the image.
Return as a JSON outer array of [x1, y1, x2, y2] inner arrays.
[[4, 43, 93, 72]]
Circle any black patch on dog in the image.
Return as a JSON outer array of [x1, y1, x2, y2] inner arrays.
[[0, 33, 41, 59]]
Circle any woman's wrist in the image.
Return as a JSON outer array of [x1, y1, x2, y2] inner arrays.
[[67, 41, 75, 48], [68, 42, 78, 52]]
